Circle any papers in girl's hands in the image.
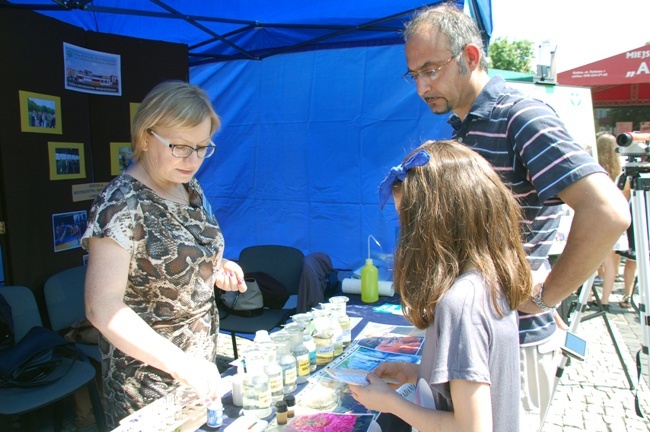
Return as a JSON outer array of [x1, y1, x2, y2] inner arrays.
[[326, 368, 400, 386]]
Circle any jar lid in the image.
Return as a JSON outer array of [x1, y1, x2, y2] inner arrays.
[[284, 395, 296, 406], [275, 401, 288, 412]]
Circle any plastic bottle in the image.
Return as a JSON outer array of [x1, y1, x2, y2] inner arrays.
[[206, 397, 223, 429], [362, 235, 380, 303], [361, 258, 379, 303], [242, 349, 272, 418], [231, 362, 246, 407]]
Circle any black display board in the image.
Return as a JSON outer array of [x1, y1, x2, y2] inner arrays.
[[0, 8, 188, 315]]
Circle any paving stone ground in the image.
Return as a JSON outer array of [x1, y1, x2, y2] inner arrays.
[[543, 271, 650, 431]]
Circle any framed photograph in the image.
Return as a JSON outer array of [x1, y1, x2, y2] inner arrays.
[[52, 210, 87, 253], [64, 42, 122, 96], [110, 142, 132, 176], [48, 142, 86, 181], [19, 90, 62, 134]]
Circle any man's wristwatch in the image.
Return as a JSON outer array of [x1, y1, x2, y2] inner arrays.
[[531, 283, 555, 312]]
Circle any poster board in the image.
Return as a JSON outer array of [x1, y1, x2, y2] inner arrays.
[[508, 82, 597, 156]]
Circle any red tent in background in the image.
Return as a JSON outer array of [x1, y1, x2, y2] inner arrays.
[[557, 44, 650, 107]]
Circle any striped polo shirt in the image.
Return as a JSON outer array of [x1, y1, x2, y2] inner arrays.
[[448, 76, 605, 346]]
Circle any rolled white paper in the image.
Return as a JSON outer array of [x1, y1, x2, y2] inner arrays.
[[341, 278, 395, 297]]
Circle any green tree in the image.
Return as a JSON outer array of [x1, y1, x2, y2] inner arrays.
[[488, 37, 535, 73]]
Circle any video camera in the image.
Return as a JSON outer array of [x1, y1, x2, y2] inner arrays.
[[616, 132, 650, 157]]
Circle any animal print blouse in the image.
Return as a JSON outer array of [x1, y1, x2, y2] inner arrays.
[[81, 174, 224, 427]]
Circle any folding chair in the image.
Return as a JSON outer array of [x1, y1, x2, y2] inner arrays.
[[218, 245, 304, 358]]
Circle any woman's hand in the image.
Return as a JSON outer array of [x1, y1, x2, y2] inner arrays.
[[349, 373, 400, 413], [215, 259, 246, 292], [171, 355, 223, 401], [373, 361, 418, 388]]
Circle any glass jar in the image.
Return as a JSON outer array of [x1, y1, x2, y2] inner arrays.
[[320, 303, 343, 356], [311, 309, 334, 365], [329, 296, 351, 348], [242, 349, 272, 418], [254, 329, 273, 345], [270, 332, 297, 394], [291, 312, 317, 371], [284, 323, 311, 384], [257, 341, 284, 403], [292, 312, 314, 334]]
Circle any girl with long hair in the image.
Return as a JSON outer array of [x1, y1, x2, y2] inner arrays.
[[350, 140, 531, 431]]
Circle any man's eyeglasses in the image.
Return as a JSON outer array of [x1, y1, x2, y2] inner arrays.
[[148, 129, 216, 159], [402, 52, 459, 85]]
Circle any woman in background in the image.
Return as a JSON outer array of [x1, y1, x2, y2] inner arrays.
[[595, 133, 634, 311], [350, 140, 530, 431], [82, 81, 245, 427]]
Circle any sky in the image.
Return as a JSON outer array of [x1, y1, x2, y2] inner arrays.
[[489, 0, 650, 73]]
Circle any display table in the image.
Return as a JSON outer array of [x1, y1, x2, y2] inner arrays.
[[114, 294, 413, 432]]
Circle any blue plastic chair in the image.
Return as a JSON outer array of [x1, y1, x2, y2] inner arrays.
[[44, 266, 101, 363], [0, 285, 106, 431]]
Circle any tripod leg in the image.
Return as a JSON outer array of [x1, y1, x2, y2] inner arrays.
[[542, 274, 595, 430], [631, 186, 650, 386]]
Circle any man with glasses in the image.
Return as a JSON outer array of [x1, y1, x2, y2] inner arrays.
[[401, 4, 629, 430]]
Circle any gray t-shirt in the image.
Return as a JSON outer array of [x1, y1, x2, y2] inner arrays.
[[417, 270, 520, 431]]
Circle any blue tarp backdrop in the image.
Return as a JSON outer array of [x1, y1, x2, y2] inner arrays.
[[192, 45, 452, 269], [6, 0, 493, 269]]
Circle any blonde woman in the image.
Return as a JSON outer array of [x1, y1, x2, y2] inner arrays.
[[595, 133, 634, 310], [83, 81, 246, 427]]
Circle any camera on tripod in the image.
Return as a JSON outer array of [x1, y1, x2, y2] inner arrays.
[[616, 132, 650, 158]]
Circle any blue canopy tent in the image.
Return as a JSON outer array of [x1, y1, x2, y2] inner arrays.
[[4, 0, 493, 269]]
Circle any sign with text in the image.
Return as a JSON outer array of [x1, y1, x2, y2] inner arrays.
[[72, 182, 107, 202]]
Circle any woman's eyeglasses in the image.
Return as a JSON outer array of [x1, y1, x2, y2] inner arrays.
[[148, 129, 216, 158]]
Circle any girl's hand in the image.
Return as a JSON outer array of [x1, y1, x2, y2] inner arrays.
[[349, 373, 400, 413], [373, 362, 418, 387], [215, 259, 245, 292]]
